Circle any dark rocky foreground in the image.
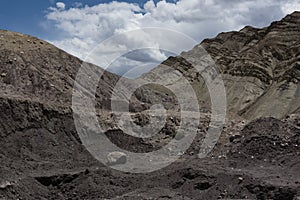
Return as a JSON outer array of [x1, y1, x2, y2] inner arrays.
[[0, 12, 300, 200], [0, 116, 299, 199]]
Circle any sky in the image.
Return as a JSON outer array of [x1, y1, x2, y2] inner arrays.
[[0, 0, 171, 39], [1, 0, 300, 77]]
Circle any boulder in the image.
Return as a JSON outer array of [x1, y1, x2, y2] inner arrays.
[[107, 152, 127, 165]]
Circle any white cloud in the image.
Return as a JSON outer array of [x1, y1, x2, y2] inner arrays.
[[45, 0, 299, 77], [56, 2, 65, 10], [281, 0, 300, 15]]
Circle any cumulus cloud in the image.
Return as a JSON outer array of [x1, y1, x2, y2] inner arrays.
[[45, 0, 299, 77], [56, 2, 66, 10]]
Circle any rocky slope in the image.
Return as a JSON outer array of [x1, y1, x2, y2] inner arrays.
[[0, 30, 109, 183], [0, 116, 299, 199], [145, 11, 300, 120], [0, 12, 299, 200], [0, 30, 123, 107]]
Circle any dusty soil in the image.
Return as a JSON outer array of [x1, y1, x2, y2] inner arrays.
[[0, 114, 299, 200]]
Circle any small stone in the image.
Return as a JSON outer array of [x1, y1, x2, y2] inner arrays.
[[238, 177, 244, 183], [0, 181, 12, 189], [107, 151, 127, 165], [229, 134, 241, 143], [174, 131, 185, 140], [1, 73, 7, 77], [280, 143, 288, 147]]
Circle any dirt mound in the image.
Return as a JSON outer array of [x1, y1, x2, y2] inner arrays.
[[229, 117, 300, 164]]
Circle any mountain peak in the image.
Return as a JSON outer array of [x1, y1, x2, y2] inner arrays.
[[0, 28, 121, 109], [147, 12, 300, 120]]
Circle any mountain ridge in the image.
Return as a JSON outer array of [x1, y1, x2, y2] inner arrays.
[[143, 11, 300, 120]]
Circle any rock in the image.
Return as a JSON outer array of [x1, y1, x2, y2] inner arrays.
[[107, 152, 127, 165], [0, 181, 12, 189], [174, 131, 185, 140], [229, 134, 241, 143], [238, 177, 244, 183], [194, 181, 212, 190], [1, 73, 7, 77]]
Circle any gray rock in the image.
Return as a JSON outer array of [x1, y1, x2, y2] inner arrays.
[[107, 152, 127, 165]]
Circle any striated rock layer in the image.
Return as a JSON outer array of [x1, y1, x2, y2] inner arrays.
[[145, 11, 300, 120]]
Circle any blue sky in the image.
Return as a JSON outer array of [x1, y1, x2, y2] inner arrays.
[[0, 0, 175, 39], [0, 0, 299, 77]]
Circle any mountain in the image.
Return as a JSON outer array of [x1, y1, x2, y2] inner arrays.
[[0, 30, 123, 106], [0, 12, 299, 199], [145, 11, 300, 121]]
